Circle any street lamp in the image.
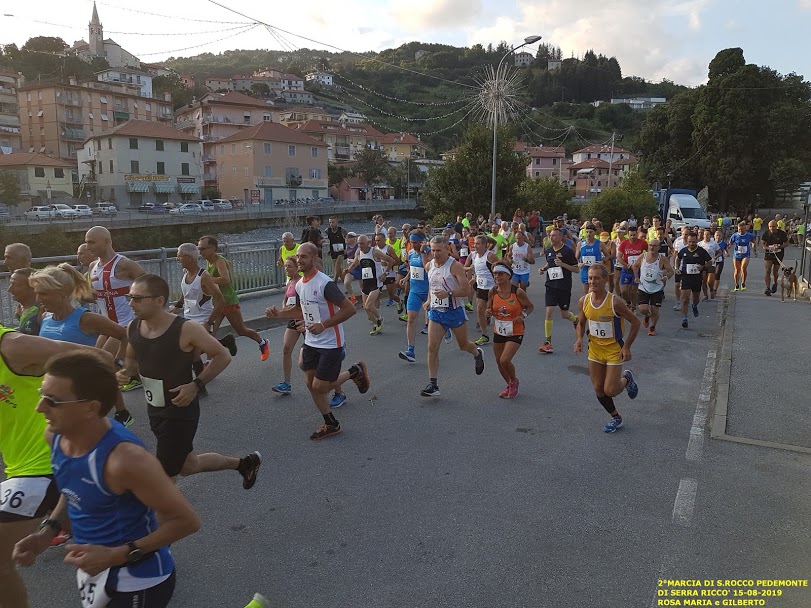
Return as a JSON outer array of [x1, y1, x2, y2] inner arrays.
[[491, 35, 542, 217]]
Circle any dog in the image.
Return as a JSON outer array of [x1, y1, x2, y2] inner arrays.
[[780, 263, 798, 302]]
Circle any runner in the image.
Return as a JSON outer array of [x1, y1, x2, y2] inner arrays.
[[728, 221, 755, 292], [507, 230, 535, 290], [266, 243, 370, 439], [574, 264, 641, 433], [271, 256, 302, 395], [119, 274, 262, 486], [375, 232, 402, 314], [346, 234, 396, 335], [3, 243, 31, 272], [752, 213, 763, 256], [421, 235, 484, 397], [85, 226, 146, 391], [632, 239, 674, 336], [600, 231, 617, 293], [712, 229, 728, 297], [75, 244, 101, 313], [485, 264, 533, 399], [675, 232, 712, 328], [670, 227, 690, 308], [325, 217, 348, 285], [300, 216, 324, 256], [0, 330, 98, 608], [617, 228, 648, 311], [537, 228, 580, 354], [7, 269, 44, 336], [398, 231, 431, 363], [198, 235, 270, 360], [342, 232, 360, 305], [465, 235, 499, 346], [698, 229, 720, 301], [611, 226, 626, 293], [276, 232, 300, 268], [576, 223, 605, 295], [761, 220, 789, 297]]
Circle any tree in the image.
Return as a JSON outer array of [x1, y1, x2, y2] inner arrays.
[[250, 82, 270, 97], [203, 186, 221, 200], [328, 163, 351, 186], [585, 173, 657, 227], [517, 178, 573, 219], [352, 148, 391, 186], [21, 36, 68, 54], [0, 171, 20, 207]]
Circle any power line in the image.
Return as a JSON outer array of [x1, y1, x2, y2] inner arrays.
[[13, 17, 255, 38], [94, 1, 253, 25], [338, 86, 475, 122], [137, 23, 260, 58], [333, 73, 470, 107]]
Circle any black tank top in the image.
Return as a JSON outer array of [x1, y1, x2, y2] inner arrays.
[[326, 226, 345, 251], [128, 316, 198, 419]]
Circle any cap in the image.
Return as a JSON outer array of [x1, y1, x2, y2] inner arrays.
[[346, 232, 357, 238], [555, 216, 564, 221], [409, 233, 425, 242], [600, 232, 610, 242], [446, 222, 454, 228]]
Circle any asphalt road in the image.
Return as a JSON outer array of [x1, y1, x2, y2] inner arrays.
[[20, 255, 811, 608]]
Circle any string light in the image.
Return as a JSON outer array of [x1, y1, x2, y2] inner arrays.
[[137, 23, 260, 57], [333, 73, 470, 107], [94, 1, 253, 25], [338, 86, 476, 122]]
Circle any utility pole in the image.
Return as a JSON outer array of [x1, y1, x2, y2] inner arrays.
[[606, 132, 623, 191]]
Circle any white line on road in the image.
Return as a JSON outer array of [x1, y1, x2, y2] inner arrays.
[[686, 348, 717, 461], [672, 477, 698, 526]]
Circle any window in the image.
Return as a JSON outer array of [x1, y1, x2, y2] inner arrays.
[[54, 168, 64, 178], [133, 101, 138, 108], [130, 161, 140, 174], [243, 112, 251, 124], [587, 153, 591, 159], [311, 147, 318, 158], [219, 164, 225, 176], [156, 162, 165, 175], [100, 96, 107, 104], [145, 103, 151, 111], [129, 138, 138, 149], [181, 162, 190, 176], [288, 145, 296, 157], [34, 167, 45, 177], [534, 171, 540, 177], [312, 190, 319, 200], [37, 110, 43, 117], [231, 144, 236, 154], [88, 112, 94, 119], [263, 114, 271, 122], [37, 91, 42, 100], [109, 160, 113, 173], [264, 166, 272, 177], [98, 161, 102, 175], [535, 158, 540, 166], [220, 145, 225, 155], [180, 142, 189, 153], [232, 166, 237, 175], [107, 138, 112, 150], [101, 113, 109, 121], [552, 158, 557, 165], [26, 93, 31, 102], [244, 166, 249, 176], [263, 142, 271, 154], [309, 168, 321, 179], [155, 140, 164, 151]]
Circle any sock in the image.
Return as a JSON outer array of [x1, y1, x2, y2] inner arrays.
[[567, 311, 577, 323], [597, 394, 617, 415], [192, 360, 204, 377], [544, 319, 553, 342], [323, 412, 338, 426], [430, 377, 438, 388]]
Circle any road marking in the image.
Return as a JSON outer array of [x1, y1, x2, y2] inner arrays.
[[672, 478, 698, 526], [686, 347, 716, 461]]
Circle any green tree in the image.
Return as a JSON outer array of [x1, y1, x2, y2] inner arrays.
[[0, 171, 20, 207], [21, 36, 68, 54], [352, 148, 391, 186], [328, 162, 351, 186], [517, 178, 573, 219], [203, 186, 221, 200], [250, 82, 270, 97], [585, 173, 657, 227]]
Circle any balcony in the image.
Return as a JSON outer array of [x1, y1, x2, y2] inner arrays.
[[300, 179, 327, 188], [202, 154, 216, 162], [113, 110, 129, 120], [256, 177, 284, 187], [202, 172, 218, 180], [175, 118, 195, 130], [202, 135, 222, 142], [201, 115, 236, 125], [0, 115, 20, 127], [61, 98, 82, 107], [285, 174, 303, 188], [60, 126, 86, 140]]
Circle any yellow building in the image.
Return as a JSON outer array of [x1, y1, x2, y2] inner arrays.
[[0, 152, 76, 205]]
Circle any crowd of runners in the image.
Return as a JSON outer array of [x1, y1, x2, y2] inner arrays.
[[0, 207, 799, 607]]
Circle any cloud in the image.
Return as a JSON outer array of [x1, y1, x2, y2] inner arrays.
[[799, 0, 811, 9], [390, 0, 483, 31]]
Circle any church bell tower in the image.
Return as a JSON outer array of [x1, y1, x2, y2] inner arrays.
[[89, 2, 103, 57]]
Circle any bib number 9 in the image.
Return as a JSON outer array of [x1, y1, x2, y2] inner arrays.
[[140, 376, 165, 408]]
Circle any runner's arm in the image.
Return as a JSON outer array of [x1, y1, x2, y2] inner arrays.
[[200, 272, 225, 324], [516, 288, 534, 316], [80, 312, 128, 362], [574, 295, 587, 346], [182, 320, 230, 385], [119, 257, 146, 281], [209, 258, 231, 286], [612, 296, 640, 350], [321, 284, 356, 327], [449, 261, 472, 298], [117, 340, 140, 382], [659, 256, 675, 279]]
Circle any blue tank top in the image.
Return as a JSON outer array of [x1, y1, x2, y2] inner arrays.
[[346, 243, 363, 278], [39, 307, 97, 346], [51, 422, 175, 591], [578, 240, 603, 280], [407, 250, 429, 295]]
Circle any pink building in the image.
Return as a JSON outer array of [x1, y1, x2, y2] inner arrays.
[[525, 146, 567, 181], [330, 177, 391, 202]]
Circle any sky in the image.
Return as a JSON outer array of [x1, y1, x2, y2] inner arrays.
[[1, 0, 810, 87]]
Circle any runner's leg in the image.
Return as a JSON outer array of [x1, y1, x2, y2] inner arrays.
[[0, 518, 40, 608]]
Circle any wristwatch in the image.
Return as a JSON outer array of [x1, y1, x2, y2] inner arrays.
[[126, 541, 144, 564], [114, 358, 125, 367], [193, 378, 206, 393], [38, 518, 60, 535]]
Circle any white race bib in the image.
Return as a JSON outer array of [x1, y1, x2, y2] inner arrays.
[[513, 256, 528, 272], [476, 276, 487, 287], [76, 568, 111, 608], [495, 319, 514, 336], [581, 255, 596, 267], [627, 255, 639, 266], [140, 375, 165, 408], [410, 266, 425, 281], [301, 301, 321, 325], [285, 296, 296, 307], [430, 293, 448, 309], [736, 245, 748, 254], [332, 243, 344, 252], [686, 263, 701, 275], [547, 267, 564, 280], [644, 269, 658, 282], [460, 247, 469, 257], [588, 319, 613, 339], [361, 267, 374, 280], [0, 477, 51, 518]]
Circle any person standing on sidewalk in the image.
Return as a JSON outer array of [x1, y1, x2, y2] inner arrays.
[[198, 236, 270, 361]]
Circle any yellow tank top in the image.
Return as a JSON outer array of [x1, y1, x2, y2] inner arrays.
[[583, 292, 625, 347], [0, 328, 51, 477], [388, 238, 402, 260], [280, 243, 300, 263]]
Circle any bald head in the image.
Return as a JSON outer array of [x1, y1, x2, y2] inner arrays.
[[85, 226, 113, 258], [4, 243, 32, 271]]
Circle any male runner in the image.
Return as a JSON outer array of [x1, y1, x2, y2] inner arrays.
[[507, 230, 535, 290], [300, 216, 324, 256], [420, 235, 484, 397], [277, 232, 300, 267], [537, 228, 579, 354], [670, 226, 690, 308], [576, 223, 606, 295], [574, 264, 641, 433], [675, 232, 712, 328], [375, 231, 402, 314], [13, 350, 201, 608], [465, 234, 499, 346], [346, 234, 397, 335], [325, 217, 348, 284], [119, 274, 262, 486], [617, 229, 648, 311], [342, 232, 360, 304], [632, 239, 674, 336], [398, 231, 431, 363], [198, 235, 270, 360], [3, 243, 31, 272], [761, 220, 789, 296], [752, 213, 763, 256], [7, 269, 44, 336], [85, 226, 146, 392], [267, 243, 370, 440], [728, 221, 755, 292], [698, 229, 720, 301]]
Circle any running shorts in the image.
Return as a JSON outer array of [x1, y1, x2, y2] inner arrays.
[[150, 416, 199, 478], [0, 475, 60, 522], [476, 287, 490, 301], [107, 569, 176, 608], [301, 344, 343, 383], [493, 334, 524, 345], [638, 290, 664, 307], [222, 303, 241, 315], [587, 341, 623, 366], [680, 277, 702, 293], [619, 269, 637, 286], [512, 273, 530, 285], [714, 261, 724, 279], [427, 306, 466, 329], [361, 280, 380, 296], [383, 276, 396, 286], [407, 291, 428, 312], [544, 288, 572, 310]]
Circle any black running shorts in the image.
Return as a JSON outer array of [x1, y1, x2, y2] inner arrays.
[[301, 344, 343, 382], [545, 288, 572, 310], [149, 416, 199, 478], [638, 290, 664, 307]]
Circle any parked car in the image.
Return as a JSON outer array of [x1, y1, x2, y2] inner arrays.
[[25, 206, 53, 221], [317, 197, 335, 204], [138, 203, 166, 212], [230, 199, 244, 209], [199, 199, 215, 212], [49, 204, 80, 219], [212, 199, 233, 210], [162, 202, 178, 210], [92, 202, 118, 215], [169, 203, 203, 215], [71, 204, 93, 217]]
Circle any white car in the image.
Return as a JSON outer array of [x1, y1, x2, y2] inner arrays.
[[71, 204, 93, 217], [199, 199, 215, 212], [92, 202, 118, 215], [169, 203, 203, 215], [25, 206, 53, 220], [49, 204, 80, 219], [212, 199, 233, 210]]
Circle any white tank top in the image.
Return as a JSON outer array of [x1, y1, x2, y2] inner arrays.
[[358, 247, 382, 287], [181, 269, 213, 324], [472, 251, 494, 290], [295, 271, 345, 349], [428, 256, 461, 310], [376, 245, 395, 277], [639, 255, 665, 294], [89, 254, 134, 326], [511, 242, 530, 273]]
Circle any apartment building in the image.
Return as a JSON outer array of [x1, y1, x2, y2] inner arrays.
[[0, 152, 75, 205], [0, 69, 21, 152], [77, 119, 202, 207], [571, 145, 634, 164], [17, 79, 173, 165], [379, 133, 428, 161], [214, 122, 328, 204], [525, 146, 568, 181], [295, 119, 384, 162], [305, 72, 334, 87], [278, 107, 335, 127], [96, 67, 153, 98]]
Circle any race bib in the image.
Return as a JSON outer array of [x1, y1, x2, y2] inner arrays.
[[0, 477, 51, 518], [588, 320, 613, 339], [410, 266, 425, 281], [476, 276, 487, 287], [140, 375, 165, 408], [459, 247, 469, 257], [285, 296, 296, 307], [627, 255, 639, 266], [581, 255, 596, 267], [76, 568, 111, 608], [430, 293, 449, 309], [644, 269, 658, 282], [513, 256, 527, 272], [768, 244, 777, 252], [332, 243, 344, 252], [547, 267, 564, 280], [301, 302, 322, 325], [361, 267, 374, 280], [495, 319, 514, 336], [736, 246, 748, 254], [686, 264, 701, 275]]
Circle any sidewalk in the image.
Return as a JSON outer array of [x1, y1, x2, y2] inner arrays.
[[712, 245, 811, 452]]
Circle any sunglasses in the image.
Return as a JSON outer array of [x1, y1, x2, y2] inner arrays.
[[125, 294, 159, 302], [38, 388, 90, 408]]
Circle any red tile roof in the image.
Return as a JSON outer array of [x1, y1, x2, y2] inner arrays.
[[296, 119, 385, 138], [343, 177, 368, 189], [379, 133, 426, 146], [202, 92, 273, 108], [568, 158, 611, 170], [217, 121, 326, 146], [573, 145, 632, 154], [0, 152, 74, 168], [527, 146, 566, 157], [86, 119, 201, 143]]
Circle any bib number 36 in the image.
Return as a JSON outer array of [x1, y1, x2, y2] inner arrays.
[[0, 477, 51, 518]]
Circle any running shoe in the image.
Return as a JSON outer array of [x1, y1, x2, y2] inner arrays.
[[272, 381, 292, 395], [386, 298, 395, 306], [245, 593, 271, 608], [623, 369, 639, 399], [398, 312, 408, 322], [499, 384, 511, 399], [329, 392, 347, 408], [259, 339, 270, 361], [348, 361, 370, 393], [673, 303, 681, 310], [508, 378, 519, 399], [49, 531, 71, 547], [310, 422, 341, 440], [465, 301, 474, 311], [538, 342, 554, 354], [648, 327, 656, 336], [219, 333, 238, 356], [764, 289, 771, 296], [643, 316, 649, 328], [238, 451, 262, 490], [702, 296, 709, 302], [397, 302, 404, 314], [741, 283, 747, 291], [474, 347, 485, 375], [682, 317, 688, 328], [113, 409, 134, 427], [603, 416, 624, 433], [399, 348, 416, 363], [692, 304, 699, 317], [444, 327, 453, 344], [420, 383, 441, 397], [121, 378, 142, 392], [733, 286, 739, 292], [771, 282, 777, 293], [421, 325, 428, 334], [475, 334, 490, 346], [349, 294, 357, 305], [370, 323, 382, 336]]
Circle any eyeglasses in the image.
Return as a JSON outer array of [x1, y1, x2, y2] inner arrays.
[[125, 294, 159, 302], [38, 388, 90, 408]]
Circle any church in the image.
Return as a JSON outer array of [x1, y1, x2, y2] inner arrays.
[[71, 2, 141, 69]]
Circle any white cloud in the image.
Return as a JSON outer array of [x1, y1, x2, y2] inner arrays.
[[390, 0, 483, 31], [799, 0, 811, 9]]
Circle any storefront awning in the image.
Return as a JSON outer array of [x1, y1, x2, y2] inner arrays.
[[154, 182, 176, 193], [179, 182, 200, 194], [127, 181, 151, 193]]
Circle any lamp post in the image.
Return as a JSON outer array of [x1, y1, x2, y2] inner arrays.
[[491, 35, 542, 218]]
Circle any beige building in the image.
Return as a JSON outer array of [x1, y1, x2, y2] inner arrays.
[[0, 69, 21, 152], [0, 152, 75, 205], [77, 120, 201, 208], [295, 119, 384, 162], [278, 107, 335, 128], [214, 122, 328, 204], [379, 133, 428, 161]]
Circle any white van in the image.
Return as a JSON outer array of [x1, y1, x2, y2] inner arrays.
[[667, 194, 711, 230]]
